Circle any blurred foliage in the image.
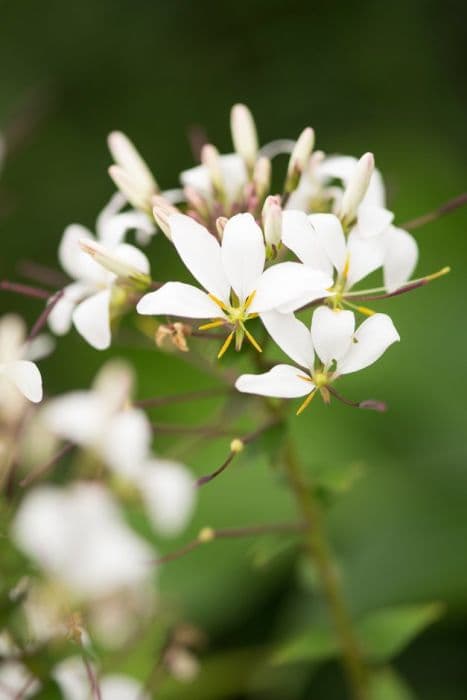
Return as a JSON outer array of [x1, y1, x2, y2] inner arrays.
[[1, 0, 467, 698]]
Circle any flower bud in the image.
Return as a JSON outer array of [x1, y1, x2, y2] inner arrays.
[[152, 195, 179, 240], [216, 216, 228, 239], [230, 103, 258, 171], [79, 239, 151, 287], [339, 152, 374, 228], [262, 195, 282, 251], [107, 131, 158, 212], [285, 127, 315, 193], [201, 144, 224, 195], [252, 156, 271, 201], [230, 438, 244, 453]]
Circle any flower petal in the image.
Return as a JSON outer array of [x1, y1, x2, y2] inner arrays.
[[250, 262, 332, 314], [169, 214, 229, 300], [0, 314, 26, 363], [308, 213, 347, 273], [102, 409, 152, 479], [138, 459, 196, 536], [72, 289, 112, 350], [137, 282, 222, 319], [43, 391, 107, 445], [235, 364, 313, 398], [281, 210, 333, 275], [346, 234, 385, 288], [112, 243, 150, 275], [260, 311, 314, 369], [47, 282, 89, 336], [221, 213, 265, 302], [59, 225, 106, 284], [382, 226, 418, 292], [4, 360, 43, 402], [99, 210, 155, 247], [354, 205, 394, 238], [337, 313, 400, 375], [310, 306, 355, 367]]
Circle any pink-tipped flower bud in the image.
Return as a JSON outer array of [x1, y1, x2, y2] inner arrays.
[[152, 195, 179, 240], [262, 195, 283, 250], [107, 131, 158, 212], [285, 127, 315, 193], [252, 156, 271, 201], [201, 144, 224, 195], [230, 103, 258, 171]]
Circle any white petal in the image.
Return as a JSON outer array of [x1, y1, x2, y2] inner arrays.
[[318, 156, 387, 208], [112, 242, 150, 275], [102, 410, 152, 479], [100, 676, 147, 700], [93, 359, 134, 412], [346, 234, 385, 288], [308, 213, 347, 273], [281, 210, 333, 274], [169, 214, 229, 299], [310, 306, 355, 367], [47, 282, 89, 336], [354, 205, 394, 238], [139, 459, 196, 536], [4, 360, 43, 402], [96, 191, 127, 232], [382, 226, 418, 292], [137, 282, 222, 319], [42, 391, 107, 446], [108, 131, 157, 194], [249, 262, 332, 313], [235, 364, 312, 398], [59, 225, 106, 284], [337, 313, 400, 375], [221, 212, 265, 302], [23, 334, 55, 362], [99, 210, 156, 247], [260, 311, 314, 368], [72, 290, 112, 350], [0, 314, 26, 363]]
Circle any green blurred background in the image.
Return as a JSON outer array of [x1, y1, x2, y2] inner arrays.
[[1, 1, 467, 698]]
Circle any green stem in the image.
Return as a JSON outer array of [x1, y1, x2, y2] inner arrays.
[[283, 438, 370, 700]]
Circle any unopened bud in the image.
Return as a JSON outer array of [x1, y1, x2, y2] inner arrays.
[[201, 144, 224, 194], [340, 152, 374, 227], [79, 239, 150, 287], [165, 647, 200, 683], [152, 195, 179, 240], [230, 438, 244, 453], [198, 527, 215, 543], [107, 131, 158, 212], [155, 322, 191, 352], [230, 103, 258, 171], [216, 216, 228, 238], [252, 156, 271, 201], [285, 127, 315, 193], [184, 186, 210, 220], [262, 195, 282, 250]]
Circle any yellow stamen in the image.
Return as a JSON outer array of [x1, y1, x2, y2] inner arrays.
[[244, 290, 257, 311], [343, 299, 375, 316], [243, 327, 262, 353], [426, 266, 451, 282], [198, 319, 226, 331], [342, 254, 351, 281], [296, 390, 317, 416], [217, 331, 235, 359], [208, 293, 228, 311], [297, 374, 314, 383]]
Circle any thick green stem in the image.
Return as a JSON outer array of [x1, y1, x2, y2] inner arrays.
[[283, 438, 370, 700]]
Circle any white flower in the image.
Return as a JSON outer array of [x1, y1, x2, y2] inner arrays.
[[54, 656, 148, 700], [42, 360, 196, 536], [13, 482, 154, 598], [236, 306, 399, 414], [108, 131, 159, 213], [48, 197, 151, 350], [0, 314, 43, 407], [137, 212, 332, 357], [0, 634, 39, 698], [181, 152, 248, 208]]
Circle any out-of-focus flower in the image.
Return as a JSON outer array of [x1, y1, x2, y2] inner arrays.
[[48, 198, 151, 350], [0, 633, 39, 698], [108, 131, 159, 215], [13, 481, 154, 599], [54, 656, 148, 700], [0, 314, 43, 409], [236, 307, 399, 414], [137, 212, 332, 358], [42, 360, 196, 536]]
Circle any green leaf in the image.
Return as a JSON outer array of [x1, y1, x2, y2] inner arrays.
[[32, 678, 64, 699], [369, 668, 416, 700], [271, 602, 443, 667], [359, 602, 444, 662]]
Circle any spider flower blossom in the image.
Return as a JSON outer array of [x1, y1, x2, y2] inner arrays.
[[13, 482, 154, 598], [48, 197, 152, 350], [42, 360, 195, 536], [0, 314, 45, 408], [236, 307, 399, 414], [137, 212, 332, 357], [54, 656, 148, 700]]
